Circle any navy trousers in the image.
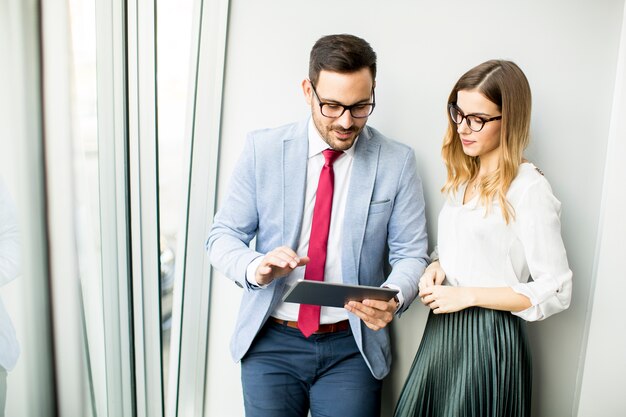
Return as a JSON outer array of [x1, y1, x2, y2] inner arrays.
[[241, 319, 382, 417]]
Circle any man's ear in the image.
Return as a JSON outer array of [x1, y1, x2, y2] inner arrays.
[[302, 79, 313, 105]]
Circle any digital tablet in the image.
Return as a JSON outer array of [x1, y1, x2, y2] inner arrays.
[[282, 279, 398, 308]]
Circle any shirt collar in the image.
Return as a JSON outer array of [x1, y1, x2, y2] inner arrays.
[[307, 118, 358, 159]]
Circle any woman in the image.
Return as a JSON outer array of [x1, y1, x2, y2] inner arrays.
[[393, 60, 572, 417]]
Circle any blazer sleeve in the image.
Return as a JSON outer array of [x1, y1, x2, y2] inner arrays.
[[383, 149, 429, 313], [205, 135, 264, 290]]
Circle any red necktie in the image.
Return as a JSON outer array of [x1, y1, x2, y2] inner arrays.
[[298, 149, 343, 337]]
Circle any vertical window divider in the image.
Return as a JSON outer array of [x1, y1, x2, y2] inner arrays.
[[166, 0, 230, 416], [95, 0, 135, 416], [127, 0, 164, 416]]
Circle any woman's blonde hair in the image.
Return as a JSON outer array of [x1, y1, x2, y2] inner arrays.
[[442, 59, 532, 223]]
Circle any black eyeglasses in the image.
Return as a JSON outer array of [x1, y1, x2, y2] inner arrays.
[[448, 103, 502, 132], [310, 82, 375, 119]]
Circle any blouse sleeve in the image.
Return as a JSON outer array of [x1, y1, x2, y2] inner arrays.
[[0, 180, 20, 287], [510, 177, 572, 321]]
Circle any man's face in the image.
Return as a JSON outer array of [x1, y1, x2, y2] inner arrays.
[[303, 68, 375, 151]]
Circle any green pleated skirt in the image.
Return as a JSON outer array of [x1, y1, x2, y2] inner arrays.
[[393, 307, 532, 417]]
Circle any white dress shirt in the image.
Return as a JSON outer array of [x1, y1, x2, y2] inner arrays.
[[0, 179, 20, 370], [272, 120, 357, 323], [436, 162, 572, 321], [247, 119, 355, 323]]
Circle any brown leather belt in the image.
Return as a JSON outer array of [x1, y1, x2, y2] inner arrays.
[[270, 317, 350, 334]]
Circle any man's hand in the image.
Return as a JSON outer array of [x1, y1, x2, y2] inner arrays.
[[255, 246, 309, 286], [344, 298, 398, 331]]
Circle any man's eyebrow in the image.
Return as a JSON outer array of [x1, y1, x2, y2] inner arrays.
[[319, 95, 372, 105]]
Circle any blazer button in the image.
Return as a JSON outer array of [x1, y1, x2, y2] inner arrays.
[[235, 281, 243, 288]]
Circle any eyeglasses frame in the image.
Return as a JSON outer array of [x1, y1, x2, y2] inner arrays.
[[448, 103, 502, 132], [310, 81, 376, 119]]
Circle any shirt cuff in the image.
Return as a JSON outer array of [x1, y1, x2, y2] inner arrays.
[[383, 284, 404, 312], [245, 256, 268, 289]]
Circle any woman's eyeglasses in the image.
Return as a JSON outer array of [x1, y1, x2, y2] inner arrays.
[[448, 103, 501, 132]]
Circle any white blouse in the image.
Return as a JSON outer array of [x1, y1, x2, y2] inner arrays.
[[436, 163, 572, 322], [0, 178, 20, 370]]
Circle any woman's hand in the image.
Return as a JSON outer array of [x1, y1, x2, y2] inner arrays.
[[418, 261, 446, 294], [420, 286, 532, 314], [419, 285, 474, 314]]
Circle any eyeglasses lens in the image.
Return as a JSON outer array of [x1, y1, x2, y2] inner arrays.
[[321, 103, 373, 119], [449, 105, 484, 132]]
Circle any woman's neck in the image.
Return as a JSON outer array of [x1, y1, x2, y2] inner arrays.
[[476, 156, 498, 178]]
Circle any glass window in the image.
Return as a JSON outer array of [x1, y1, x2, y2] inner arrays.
[[68, 0, 107, 414], [156, 0, 194, 407]]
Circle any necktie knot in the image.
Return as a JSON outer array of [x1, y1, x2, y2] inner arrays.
[[322, 149, 343, 167]]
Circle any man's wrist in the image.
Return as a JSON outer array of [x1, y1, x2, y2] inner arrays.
[[383, 284, 403, 312], [246, 256, 267, 289]]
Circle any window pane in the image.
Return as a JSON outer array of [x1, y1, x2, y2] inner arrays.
[[156, 0, 194, 408], [69, 0, 106, 415]]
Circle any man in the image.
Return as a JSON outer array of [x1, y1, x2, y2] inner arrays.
[[206, 33, 428, 417]]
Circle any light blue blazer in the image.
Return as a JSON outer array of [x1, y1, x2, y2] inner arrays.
[[206, 119, 429, 379]]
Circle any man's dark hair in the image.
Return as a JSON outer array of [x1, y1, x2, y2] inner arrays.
[[308, 34, 377, 85]]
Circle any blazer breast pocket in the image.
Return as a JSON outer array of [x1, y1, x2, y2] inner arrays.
[[368, 199, 391, 215]]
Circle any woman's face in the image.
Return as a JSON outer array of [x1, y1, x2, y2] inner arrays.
[[455, 89, 502, 163]]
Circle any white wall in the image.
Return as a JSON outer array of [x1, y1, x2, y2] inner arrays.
[[0, 2, 54, 415], [205, 1, 626, 416], [577, 3, 626, 416]]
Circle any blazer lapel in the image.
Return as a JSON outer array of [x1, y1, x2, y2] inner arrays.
[[342, 127, 380, 285], [282, 122, 308, 250]]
